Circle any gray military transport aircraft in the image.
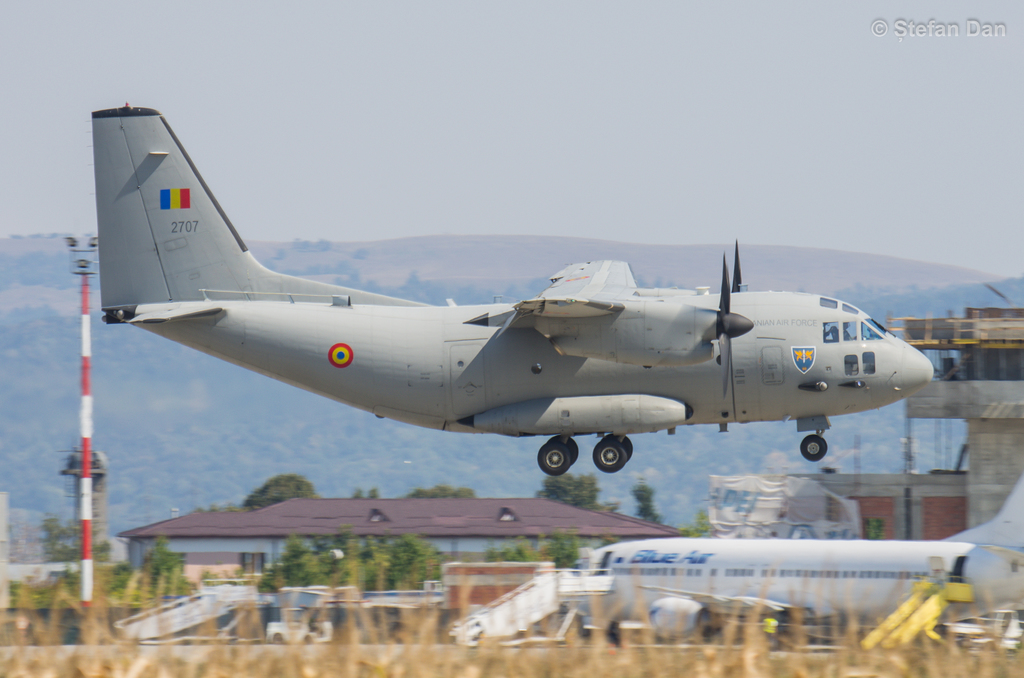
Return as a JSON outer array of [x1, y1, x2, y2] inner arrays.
[[91, 105, 935, 476]]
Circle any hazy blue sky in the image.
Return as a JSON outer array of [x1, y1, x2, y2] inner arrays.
[[2, 2, 1021, 276]]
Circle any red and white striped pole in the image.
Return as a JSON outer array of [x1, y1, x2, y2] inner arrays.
[[80, 272, 93, 606]]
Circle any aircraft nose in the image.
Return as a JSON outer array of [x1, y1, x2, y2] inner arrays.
[[901, 346, 934, 394]]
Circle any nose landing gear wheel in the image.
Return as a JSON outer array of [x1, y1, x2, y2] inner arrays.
[[800, 434, 828, 462], [538, 440, 572, 476], [593, 435, 629, 473]]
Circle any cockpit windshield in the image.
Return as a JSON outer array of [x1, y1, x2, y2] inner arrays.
[[861, 321, 883, 341], [867, 318, 888, 335]]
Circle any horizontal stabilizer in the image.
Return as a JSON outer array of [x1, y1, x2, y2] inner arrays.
[[979, 545, 1024, 564], [127, 304, 224, 324]]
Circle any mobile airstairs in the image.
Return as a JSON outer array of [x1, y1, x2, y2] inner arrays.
[[450, 569, 614, 646], [115, 585, 261, 642], [861, 579, 975, 649]]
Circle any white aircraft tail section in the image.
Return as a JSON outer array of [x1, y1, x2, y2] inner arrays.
[[948, 471, 1024, 546], [91, 105, 422, 316]]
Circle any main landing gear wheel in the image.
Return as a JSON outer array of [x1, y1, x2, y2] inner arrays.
[[538, 440, 573, 476], [621, 436, 633, 461], [565, 437, 579, 466], [593, 435, 630, 474], [542, 435, 579, 467], [800, 434, 828, 462]]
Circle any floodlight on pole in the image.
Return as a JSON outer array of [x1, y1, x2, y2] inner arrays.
[[66, 236, 98, 607]]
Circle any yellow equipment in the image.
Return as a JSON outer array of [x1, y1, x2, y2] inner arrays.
[[862, 580, 975, 649]]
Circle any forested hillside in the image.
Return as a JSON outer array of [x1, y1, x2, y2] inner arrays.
[[2, 235, 1016, 538]]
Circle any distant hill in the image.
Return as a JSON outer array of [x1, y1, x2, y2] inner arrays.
[[0, 234, 1004, 316], [0, 234, 1009, 540], [250, 236, 1001, 300]]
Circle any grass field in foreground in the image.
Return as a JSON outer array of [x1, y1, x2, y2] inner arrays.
[[2, 610, 1023, 678]]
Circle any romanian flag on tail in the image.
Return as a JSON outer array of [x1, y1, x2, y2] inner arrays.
[[160, 188, 191, 210]]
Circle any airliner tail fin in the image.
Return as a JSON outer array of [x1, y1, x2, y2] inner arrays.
[[948, 472, 1024, 546]]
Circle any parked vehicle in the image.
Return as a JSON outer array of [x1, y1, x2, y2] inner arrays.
[[947, 610, 1022, 650]]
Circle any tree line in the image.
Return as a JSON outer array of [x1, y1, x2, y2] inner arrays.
[[23, 472, 709, 603]]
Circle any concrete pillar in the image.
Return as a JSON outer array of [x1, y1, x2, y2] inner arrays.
[[966, 418, 1024, 526]]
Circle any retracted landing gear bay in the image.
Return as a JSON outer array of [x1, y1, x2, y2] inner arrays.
[[537, 436, 580, 476], [593, 435, 632, 473]]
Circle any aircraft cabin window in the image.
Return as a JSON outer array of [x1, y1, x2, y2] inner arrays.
[[845, 355, 859, 376], [863, 352, 876, 375], [824, 322, 839, 343], [820, 298, 838, 309], [843, 322, 857, 341], [843, 303, 858, 314], [862, 322, 883, 341]]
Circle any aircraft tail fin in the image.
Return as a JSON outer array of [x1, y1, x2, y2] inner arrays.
[[91, 105, 422, 314], [947, 471, 1024, 546]]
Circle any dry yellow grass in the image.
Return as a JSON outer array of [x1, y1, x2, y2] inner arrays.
[[2, 606, 1024, 678]]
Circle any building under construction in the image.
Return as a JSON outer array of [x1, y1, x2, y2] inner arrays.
[[786, 307, 1024, 540]]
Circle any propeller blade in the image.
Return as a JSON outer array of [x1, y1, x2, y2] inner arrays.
[[720, 332, 732, 398], [720, 255, 731, 319], [733, 240, 741, 292]]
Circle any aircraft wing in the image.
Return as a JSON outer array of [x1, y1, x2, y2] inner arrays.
[[495, 260, 636, 333], [539, 260, 638, 302], [638, 585, 792, 613]]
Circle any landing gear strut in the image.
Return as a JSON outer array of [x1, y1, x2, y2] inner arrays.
[[537, 436, 580, 476], [800, 433, 828, 462], [593, 435, 632, 473]]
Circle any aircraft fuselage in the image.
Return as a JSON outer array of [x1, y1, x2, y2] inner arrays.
[[146, 289, 929, 434]]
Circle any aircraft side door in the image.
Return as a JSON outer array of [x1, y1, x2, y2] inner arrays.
[[731, 338, 761, 422], [756, 341, 788, 421], [448, 341, 487, 418]]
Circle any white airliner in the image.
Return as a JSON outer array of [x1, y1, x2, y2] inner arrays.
[[582, 473, 1024, 639]]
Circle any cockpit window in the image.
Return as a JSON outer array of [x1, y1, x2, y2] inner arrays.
[[861, 322, 883, 341], [843, 303, 859, 315], [867, 318, 889, 335], [823, 322, 839, 343], [863, 352, 876, 375], [820, 298, 838, 309], [843, 321, 857, 341]]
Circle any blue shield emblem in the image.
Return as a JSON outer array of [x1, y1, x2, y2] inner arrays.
[[792, 347, 815, 374]]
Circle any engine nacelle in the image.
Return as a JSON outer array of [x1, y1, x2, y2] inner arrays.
[[649, 597, 705, 638], [462, 394, 692, 436], [535, 301, 717, 367]]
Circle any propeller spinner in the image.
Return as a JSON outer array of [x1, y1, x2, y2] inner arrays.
[[717, 247, 754, 397]]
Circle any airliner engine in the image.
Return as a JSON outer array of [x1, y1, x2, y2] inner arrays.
[[648, 597, 705, 637]]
